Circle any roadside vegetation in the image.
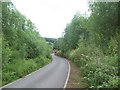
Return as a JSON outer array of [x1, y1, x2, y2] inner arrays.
[[54, 2, 120, 88], [2, 2, 52, 86], [67, 61, 87, 88]]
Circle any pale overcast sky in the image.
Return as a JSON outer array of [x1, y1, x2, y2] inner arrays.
[[11, 0, 90, 38]]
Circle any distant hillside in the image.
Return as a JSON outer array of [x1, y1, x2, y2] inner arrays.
[[44, 37, 57, 44]]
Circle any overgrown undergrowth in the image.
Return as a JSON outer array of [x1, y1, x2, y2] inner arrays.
[[57, 37, 119, 88], [2, 2, 52, 86], [68, 38, 118, 88], [54, 2, 119, 88], [2, 55, 51, 85]]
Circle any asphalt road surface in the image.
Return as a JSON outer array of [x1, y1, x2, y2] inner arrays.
[[2, 55, 70, 88]]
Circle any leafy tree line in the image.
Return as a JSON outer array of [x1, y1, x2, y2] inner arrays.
[[44, 37, 57, 45], [54, 2, 120, 88], [2, 2, 52, 85]]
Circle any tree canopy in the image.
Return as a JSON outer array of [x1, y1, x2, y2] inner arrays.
[[2, 2, 52, 85], [54, 2, 119, 88]]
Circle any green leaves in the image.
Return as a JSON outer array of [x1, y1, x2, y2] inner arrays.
[[2, 2, 52, 85], [88, 2, 119, 53], [54, 2, 119, 88], [54, 13, 89, 54]]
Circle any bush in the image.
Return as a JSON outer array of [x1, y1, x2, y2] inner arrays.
[[66, 37, 119, 88], [2, 2, 52, 86]]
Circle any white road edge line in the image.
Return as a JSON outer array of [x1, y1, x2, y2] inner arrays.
[[1, 61, 52, 89], [1, 55, 70, 89], [63, 60, 70, 88]]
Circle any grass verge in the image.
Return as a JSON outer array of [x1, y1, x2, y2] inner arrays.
[[66, 60, 88, 88]]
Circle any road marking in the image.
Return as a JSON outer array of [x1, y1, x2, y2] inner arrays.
[[64, 60, 70, 88], [1, 62, 52, 88], [1, 55, 70, 89]]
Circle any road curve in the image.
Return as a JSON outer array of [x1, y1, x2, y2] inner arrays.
[[2, 55, 70, 88]]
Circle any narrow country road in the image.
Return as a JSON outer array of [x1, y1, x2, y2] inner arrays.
[[2, 55, 70, 88]]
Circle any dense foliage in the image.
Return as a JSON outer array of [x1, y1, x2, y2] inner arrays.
[[2, 2, 52, 86], [54, 2, 120, 88], [44, 37, 57, 45]]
